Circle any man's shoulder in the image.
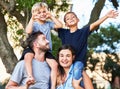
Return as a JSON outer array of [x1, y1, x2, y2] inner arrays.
[[16, 60, 25, 67]]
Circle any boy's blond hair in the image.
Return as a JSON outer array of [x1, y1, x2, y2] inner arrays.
[[31, 2, 48, 13]]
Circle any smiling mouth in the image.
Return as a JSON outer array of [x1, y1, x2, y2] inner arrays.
[[62, 61, 68, 64], [70, 21, 74, 23]]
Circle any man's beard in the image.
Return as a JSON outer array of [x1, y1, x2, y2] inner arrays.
[[39, 46, 50, 52]]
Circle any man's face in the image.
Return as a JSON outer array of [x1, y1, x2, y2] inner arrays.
[[35, 34, 50, 51]]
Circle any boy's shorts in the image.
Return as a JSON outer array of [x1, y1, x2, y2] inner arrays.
[[45, 51, 55, 59], [73, 61, 84, 87], [73, 61, 84, 80], [20, 47, 55, 60]]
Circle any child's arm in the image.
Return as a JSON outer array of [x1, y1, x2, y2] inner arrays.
[[90, 10, 118, 31], [47, 11, 63, 29], [25, 18, 34, 34], [50, 15, 63, 29], [25, 12, 38, 34]]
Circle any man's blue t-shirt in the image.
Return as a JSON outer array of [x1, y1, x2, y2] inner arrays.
[[10, 59, 51, 89], [58, 26, 91, 65]]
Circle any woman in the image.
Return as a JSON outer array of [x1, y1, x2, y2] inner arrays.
[[56, 44, 94, 89]]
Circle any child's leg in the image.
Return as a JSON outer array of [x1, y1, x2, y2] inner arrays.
[[73, 61, 84, 80], [45, 51, 58, 89], [21, 47, 35, 84], [73, 61, 84, 87], [46, 58, 58, 89], [82, 71, 94, 89], [24, 53, 34, 78]]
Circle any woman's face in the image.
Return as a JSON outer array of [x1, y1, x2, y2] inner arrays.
[[59, 49, 74, 68]]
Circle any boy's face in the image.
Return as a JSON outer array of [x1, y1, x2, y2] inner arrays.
[[65, 13, 79, 27], [33, 7, 48, 22]]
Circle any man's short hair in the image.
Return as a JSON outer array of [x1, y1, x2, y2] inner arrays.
[[27, 31, 43, 49]]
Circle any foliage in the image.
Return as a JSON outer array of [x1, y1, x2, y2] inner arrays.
[[104, 55, 120, 77], [87, 25, 120, 83], [51, 32, 62, 57], [6, 15, 26, 48], [16, 0, 55, 11], [0, 83, 5, 89], [88, 25, 120, 53], [16, 0, 69, 13]]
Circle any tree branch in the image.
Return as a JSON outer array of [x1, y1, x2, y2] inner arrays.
[[0, 0, 15, 12]]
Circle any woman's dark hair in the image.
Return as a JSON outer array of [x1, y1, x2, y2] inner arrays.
[[56, 44, 75, 76]]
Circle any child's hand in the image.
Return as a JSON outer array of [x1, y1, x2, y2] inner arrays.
[[26, 76, 35, 87], [32, 13, 40, 21], [73, 77, 82, 86], [106, 10, 119, 19], [72, 78, 84, 89], [46, 11, 53, 19]]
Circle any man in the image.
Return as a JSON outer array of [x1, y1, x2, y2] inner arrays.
[[6, 31, 51, 89]]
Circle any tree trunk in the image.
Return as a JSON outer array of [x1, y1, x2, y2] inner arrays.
[[0, 10, 18, 74], [87, 0, 106, 30]]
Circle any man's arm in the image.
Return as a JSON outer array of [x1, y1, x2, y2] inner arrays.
[[5, 80, 27, 89], [90, 10, 118, 31], [5, 61, 31, 89], [6, 76, 35, 89]]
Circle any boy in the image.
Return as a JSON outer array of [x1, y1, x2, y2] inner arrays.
[[57, 10, 118, 87], [20, 2, 63, 89]]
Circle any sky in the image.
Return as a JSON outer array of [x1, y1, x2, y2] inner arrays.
[[71, 0, 120, 28]]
